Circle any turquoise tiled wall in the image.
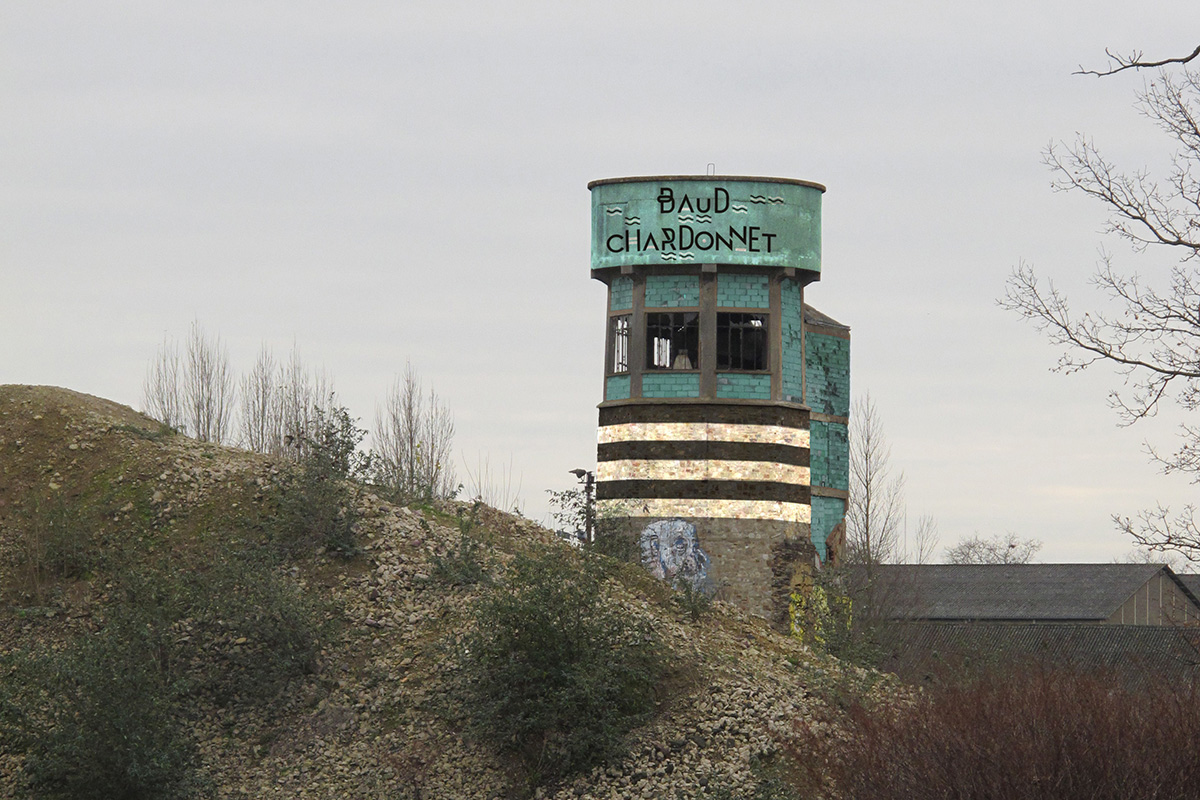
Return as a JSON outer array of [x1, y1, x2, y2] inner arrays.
[[805, 331, 850, 417], [610, 277, 633, 311], [810, 420, 849, 491], [717, 273, 770, 308], [642, 372, 700, 398], [645, 275, 699, 308], [605, 375, 630, 401], [811, 496, 846, 562], [781, 279, 804, 403], [716, 373, 771, 399]]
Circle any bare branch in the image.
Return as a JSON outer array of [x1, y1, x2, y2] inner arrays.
[[373, 362, 457, 502], [945, 532, 1042, 564], [1076, 45, 1200, 77], [845, 393, 906, 570]]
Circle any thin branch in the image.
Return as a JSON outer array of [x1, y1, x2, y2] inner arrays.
[[1076, 45, 1200, 77]]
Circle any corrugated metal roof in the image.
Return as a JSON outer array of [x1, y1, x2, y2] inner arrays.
[[869, 563, 1174, 621]]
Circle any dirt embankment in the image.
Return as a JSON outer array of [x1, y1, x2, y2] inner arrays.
[[0, 385, 892, 800]]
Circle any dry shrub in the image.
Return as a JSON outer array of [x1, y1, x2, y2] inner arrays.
[[808, 665, 1200, 799]]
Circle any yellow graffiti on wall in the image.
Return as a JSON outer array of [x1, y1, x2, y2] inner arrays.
[[789, 585, 853, 650]]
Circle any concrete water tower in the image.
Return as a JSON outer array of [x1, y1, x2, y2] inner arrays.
[[589, 175, 850, 619]]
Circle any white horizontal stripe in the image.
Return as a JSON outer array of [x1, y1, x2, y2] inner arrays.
[[597, 459, 810, 485], [598, 422, 809, 449], [598, 498, 811, 524]]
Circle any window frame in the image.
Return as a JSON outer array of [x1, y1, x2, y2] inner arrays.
[[607, 313, 631, 375], [716, 311, 769, 372], [644, 310, 700, 371]]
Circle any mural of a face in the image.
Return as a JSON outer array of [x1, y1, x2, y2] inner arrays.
[[640, 518, 713, 594]]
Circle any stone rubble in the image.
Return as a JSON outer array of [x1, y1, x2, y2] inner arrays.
[[0, 385, 903, 800]]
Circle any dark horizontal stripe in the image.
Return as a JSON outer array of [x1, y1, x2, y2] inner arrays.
[[599, 402, 809, 429], [598, 479, 810, 504], [601, 515, 810, 538], [598, 440, 809, 467]]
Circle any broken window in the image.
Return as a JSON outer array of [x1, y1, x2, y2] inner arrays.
[[645, 312, 699, 370], [717, 313, 767, 371], [609, 315, 630, 373]]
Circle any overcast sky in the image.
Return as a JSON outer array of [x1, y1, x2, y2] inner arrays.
[[4, 2, 1198, 562]]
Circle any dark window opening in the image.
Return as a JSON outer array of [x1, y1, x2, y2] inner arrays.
[[609, 315, 630, 373], [646, 312, 699, 370], [717, 313, 767, 371]]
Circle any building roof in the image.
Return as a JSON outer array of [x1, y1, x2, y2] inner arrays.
[[1176, 573, 1200, 598], [802, 303, 849, 331], [870, 563, 1195, 622], [876, 622, 1200, 685]]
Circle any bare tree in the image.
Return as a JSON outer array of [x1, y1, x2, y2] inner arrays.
[[240, 344, 282, 455], [945, 533, 1042, 565], [273, 345, 337, 461], [142, 334, 183, 432], [373, 363, 457, 502], [1002, 46, 1200, 559], [905, 513, 940, 565], [182, 321, 234, 443], [143, 322, 232, 441], [1120, 545, 1183, 570], [846, 393, 906, 571]]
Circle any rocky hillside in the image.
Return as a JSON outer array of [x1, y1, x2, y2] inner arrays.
[[0, 385, 892, 799]]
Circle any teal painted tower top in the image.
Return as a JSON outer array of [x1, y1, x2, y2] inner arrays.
[[588, 175, 824, 274]]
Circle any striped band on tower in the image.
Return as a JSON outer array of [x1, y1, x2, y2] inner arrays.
[[596, 403, 811, 525]]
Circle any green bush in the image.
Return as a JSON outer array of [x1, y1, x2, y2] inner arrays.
[[13, 620, 205, 800], [275, 404, 369, 558], [13, 498, 101, 601], [463, 545, 667, 787], [673, 580, 713, 623], [116, 552, 326, 705], [191, 554, 325, 702], [789, 567, 881, 667]]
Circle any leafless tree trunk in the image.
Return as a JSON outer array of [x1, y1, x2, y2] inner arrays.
[[183, 321, 234, 443], [240, 344, 283, 455], [373, 363, 457, 502], [846, 393, 905, 573], [275, 345, 336, 461], [142, 334, 183, 432]]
